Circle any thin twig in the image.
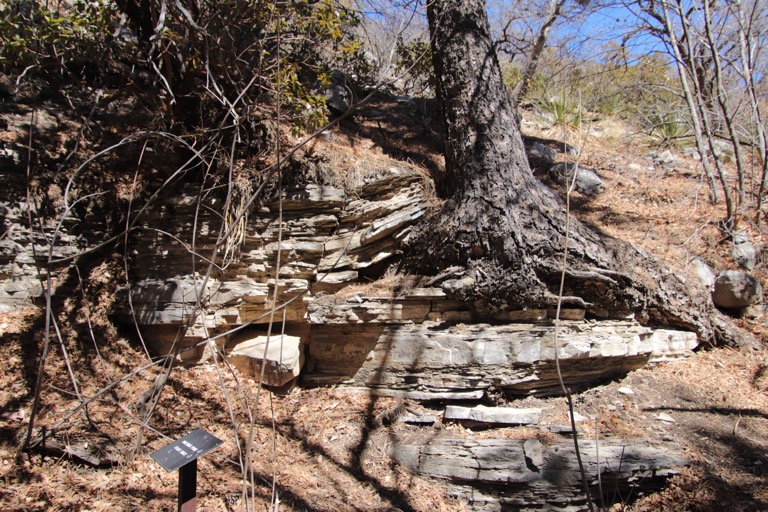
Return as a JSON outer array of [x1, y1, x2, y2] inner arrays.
[[553, 96, 596, 512]]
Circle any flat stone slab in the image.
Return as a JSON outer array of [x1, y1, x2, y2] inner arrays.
[[444, 405, 541, 426]]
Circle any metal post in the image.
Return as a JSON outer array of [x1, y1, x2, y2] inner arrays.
[[178, 459, 197, 512], [151, 428, 222, 512]]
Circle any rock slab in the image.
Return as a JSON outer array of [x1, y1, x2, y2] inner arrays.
[[444, 405, 541, 426], [226, 333, 303, 387], [391, 438, 688, 511]]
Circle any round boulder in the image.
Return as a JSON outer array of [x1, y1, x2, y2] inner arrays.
[[549, 162, 605, 196], [712, 270, 763, 309]]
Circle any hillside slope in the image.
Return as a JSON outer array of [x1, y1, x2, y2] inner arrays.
[[0, 92, 766, 511]]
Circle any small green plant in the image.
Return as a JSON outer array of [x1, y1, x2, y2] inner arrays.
[[595, 93, 627, 118], [538, 95, 581, 130], [650, 113, 691, 147]]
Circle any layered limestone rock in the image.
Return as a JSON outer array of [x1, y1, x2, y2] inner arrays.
[[0, 107, 697, 508], [391, 437, 688, 511], [123, 166, 430, 361], [0, 105, 81, 312], [304, 311, 698, 398], [444, 405, 542, 426]]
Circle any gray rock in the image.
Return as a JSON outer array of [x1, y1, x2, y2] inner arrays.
[[740, 304, 767, 320], [657, 413, 675, 423], [391, 438, 688, 511], [683, 146, 701, 161], [325, 84, 349, 114], [731, 230, 757, 270], [444, 405, 541, 426], [647, 329, 699, 363], [549, 162, 605, 196], [690, 257, 716, 291], [563, 142, 579, 156], [0, 147, 21, 168], [0, 74, 16, 98], [523, 439, 544, 468], [712, 270, 763, 309], [441, 276, 476, 296], [304, 317, 697, 398], [530, 142, 557, 163], [2, 105, 59, 132], [399, 412, 439, 425], [654, 149, 678, 166], [711, 139, 734, 162]]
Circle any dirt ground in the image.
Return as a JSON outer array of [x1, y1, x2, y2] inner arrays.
[[1, 97, 767, 511]]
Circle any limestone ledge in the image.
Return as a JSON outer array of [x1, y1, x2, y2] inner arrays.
[[304, 319, 698, 398]]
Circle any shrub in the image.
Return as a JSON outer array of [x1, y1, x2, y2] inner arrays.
[[0, 0, 118, 80]]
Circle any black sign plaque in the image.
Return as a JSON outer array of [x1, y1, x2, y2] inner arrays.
[[151, 428, 223, 473]]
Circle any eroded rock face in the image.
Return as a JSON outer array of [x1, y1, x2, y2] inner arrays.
[[305, 308, 697, 398], [0, 108, 696, 508], [0, 105, 81, 312], [123, 165, 430, 363], [391, 438, 688, 511]]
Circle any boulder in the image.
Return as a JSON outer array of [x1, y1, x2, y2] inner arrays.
[[529, 142, 557, 163], [712, 270, 763, 309], [325, 84, 349, 115], [549, 162, 605, 196], [226, 332, 304, 387]]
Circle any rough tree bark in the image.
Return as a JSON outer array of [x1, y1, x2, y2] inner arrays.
[[405, 0, 747, 346]]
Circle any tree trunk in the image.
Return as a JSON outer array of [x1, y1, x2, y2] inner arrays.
[[405, 0, 745, 346]]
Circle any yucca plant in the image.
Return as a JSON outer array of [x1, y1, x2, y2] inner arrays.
[[650, 113, 691, 147], [538, 95, 581, 130]]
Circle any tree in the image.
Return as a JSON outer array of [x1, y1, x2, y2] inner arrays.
[[407, 0, 728, 343]]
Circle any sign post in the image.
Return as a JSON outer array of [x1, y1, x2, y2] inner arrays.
[[151, 428, 223, 512]]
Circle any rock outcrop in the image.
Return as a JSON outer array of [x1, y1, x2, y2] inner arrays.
[[0, 105, 697, 509], [391, 437, 688, 511], [305, 301, 697, 398]]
